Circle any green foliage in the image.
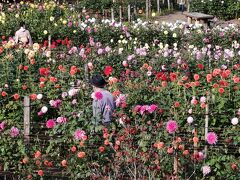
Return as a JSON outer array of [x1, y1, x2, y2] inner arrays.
[[0, 1, 239, 179], [190, 0, 240, 20]]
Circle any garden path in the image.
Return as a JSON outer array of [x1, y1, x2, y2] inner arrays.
[[153, 11, 187, 23]]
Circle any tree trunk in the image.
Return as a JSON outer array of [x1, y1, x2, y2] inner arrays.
[[111, 8, 114, 21], [134, 4, 137, 15], [187, 0, 190, 12], [146, 0, 149, 19], [119, 6, 122, 22], [157, 0, 160, 13], [167, 0, 171, 10], [111, 0, 115, 21], [149, 0, 151, 16], [128, 4, 131, 22]]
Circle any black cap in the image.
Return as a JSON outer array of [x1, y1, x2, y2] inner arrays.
[[20, 21, 26, 27], [89, 74, 107, 88]]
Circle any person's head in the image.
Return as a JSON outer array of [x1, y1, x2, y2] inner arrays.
[[19, 21, 26, 28], [90, 74, 107, 89]]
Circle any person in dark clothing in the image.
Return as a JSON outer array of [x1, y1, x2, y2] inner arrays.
[[90, 74, 116, 126], [177, 0, 186, 14]]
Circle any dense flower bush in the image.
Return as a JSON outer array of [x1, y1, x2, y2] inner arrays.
[[190, 0, 240, 20], [0, 1, 240, 179], [1, 1, 239, 48]]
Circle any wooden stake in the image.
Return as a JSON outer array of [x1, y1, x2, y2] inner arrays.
[[146, 0, 149, 19], [193, 127, 198, 155], [111, 7, 114, 21], [128, 4, 131, 22], [204, 94, 210, 158], [48, 35, 51, 50], [112, 0, 116, 21], [173, 139, 178, 176], [119, 6, 122, 23], [187, 0, 190, 12], [149, 0, 151, 16], [24, 96, 30, 145], [134, 4, 137, 15], [167, 0, 171, 10], [157, 0, 160, 13], [84, 63, 89, 82]]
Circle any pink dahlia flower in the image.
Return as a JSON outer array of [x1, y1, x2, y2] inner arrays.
[[38, 111, 44, 116], [10, 127, 20, 137], [202, 165, 211, 176], [140, 105, 148, 115], [56, 117, 67, 124], [62, 92, 68, 98], [166, 120, 178, 134], [115, 94, 127, 107], [72, 99, 77, 105], [46, 119, 55, 129], [97, 48, 104, 55], [0, 121, 5, 131], [74, 129, 86, 140], [148, 104, 158, 113], [52, 99, 62, 108], [206, 132, 218, 145], [133, 105, 142, 112]]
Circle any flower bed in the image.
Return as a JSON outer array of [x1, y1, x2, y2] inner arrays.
[[1, 1, 240, 48], [0, 1, 240, 180]]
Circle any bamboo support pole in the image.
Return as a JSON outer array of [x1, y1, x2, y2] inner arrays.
[[128, 4, 131, 22], [111, 0, 116, 21], [24, 96, 30, 145], [111, 8, 114, 21], [84, 63, 89, 82], [146, 0, 149, 19], [48, 35, 51, 50], [119, 6, 122, 23], [167, 0, 170, 10], [193, 124, 198, 155], [204, 93, 210, 158], [157, 0, 160, 13], [149, 0, 151, 16], [173, 141, 178, 176]]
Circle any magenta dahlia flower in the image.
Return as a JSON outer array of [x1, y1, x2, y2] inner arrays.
[[0, 121, 5, 131], [166, 120, 178, 134], [94, 92, 103, 100], [46, 119, 56, 129], [148, 104, 158, 113], [206, 132, 218, 145]]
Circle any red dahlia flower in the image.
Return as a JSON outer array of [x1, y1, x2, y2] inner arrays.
[[0, 46, 4, 54], [104, 66, 113, 76], [39, 67, 50, 76]]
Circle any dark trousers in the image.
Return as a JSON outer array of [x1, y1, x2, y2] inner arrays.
[[102, 121, 111, 127], [179, 4, 184, 13]]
